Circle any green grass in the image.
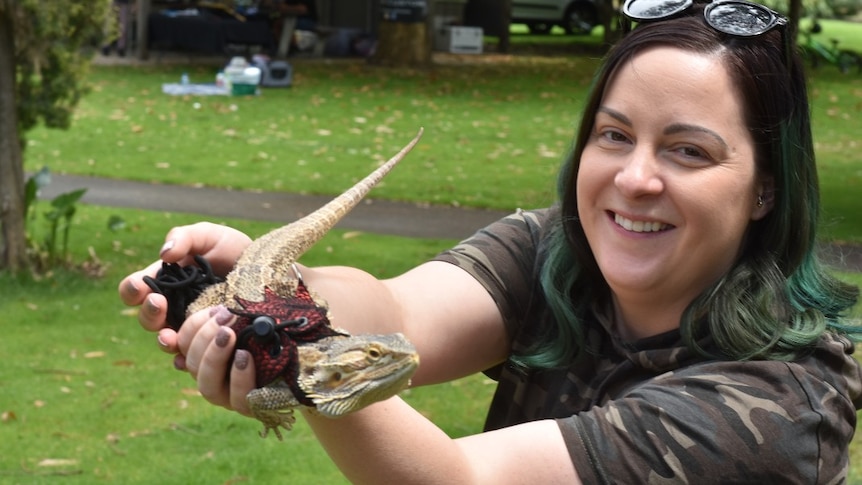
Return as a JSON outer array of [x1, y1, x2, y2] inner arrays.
[[24, 58, 590, 212], [7, 22, 862, 482], [802, 18, 862, 53], [1, 202, 860, 483], [23, 26, 862, 242], [1, 204, 485, 483]]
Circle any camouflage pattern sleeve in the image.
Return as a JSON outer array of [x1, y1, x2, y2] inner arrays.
[[560, 332, 862, 484], [432, 207, 554, 342]]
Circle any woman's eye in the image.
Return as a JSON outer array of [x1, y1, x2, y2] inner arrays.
[[679, 146, 705, 158], [670, 145, 714, 165], [599, 129, 629, 143]]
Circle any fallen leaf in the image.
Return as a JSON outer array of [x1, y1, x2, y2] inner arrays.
[[38, 458, 79, 467], [129, 429, 154, 438], [1, 410, 16, 422], [84, 351, 105, 359]]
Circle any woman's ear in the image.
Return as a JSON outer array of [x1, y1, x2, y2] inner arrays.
[[752, 176, 775, 220]]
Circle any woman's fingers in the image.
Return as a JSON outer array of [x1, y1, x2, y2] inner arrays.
[[180, 307, 229, 376], [161, 222, 252, 274], [229, 350, 255, 416], [196, 326, 237, 409], [195, 327, 256, 416]]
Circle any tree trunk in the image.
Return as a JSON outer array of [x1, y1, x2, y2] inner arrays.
[[371, 20, 431, 67], [0, 3, 28, 271], [787, 0, 802, 50], [370, 1, 431, 67], [498, 0, 511, 54], [600, 0, 620, 45]]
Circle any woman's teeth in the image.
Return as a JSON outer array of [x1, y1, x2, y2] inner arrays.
[[614, 213, 669, 233]]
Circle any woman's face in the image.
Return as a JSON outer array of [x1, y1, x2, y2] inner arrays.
[[577, 46, 772, 336]]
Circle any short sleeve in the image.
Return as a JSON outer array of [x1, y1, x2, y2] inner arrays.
[[432, 208, 554, 341]]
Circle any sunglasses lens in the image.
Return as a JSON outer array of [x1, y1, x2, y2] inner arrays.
[[705, 2, 778, 36], [624, 0, 691, 20]]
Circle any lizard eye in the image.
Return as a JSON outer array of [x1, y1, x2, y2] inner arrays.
[[330, 372, 343, 383], [367, 348, 382, 360]]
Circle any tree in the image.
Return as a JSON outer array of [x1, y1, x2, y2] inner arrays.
[[788, 0, 802, 46], [370, 0, 432, 66], [0, 0, 110, 272]]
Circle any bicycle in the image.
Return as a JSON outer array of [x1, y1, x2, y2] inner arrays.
[[798, 20, 862, 74]]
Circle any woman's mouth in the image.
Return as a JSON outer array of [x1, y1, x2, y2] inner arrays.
[[613, 213, 672, 233]]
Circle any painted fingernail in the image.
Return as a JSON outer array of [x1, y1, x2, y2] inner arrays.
[[215, 327, 230, 348], [159, 239, 175, 257], [126, 280, 140, 296], [174, 354, 187, 371], [234, 350, 250, 371], [157, 334, 169, 349], [215, 306, 234, 326], [146, 296, 161, 314]]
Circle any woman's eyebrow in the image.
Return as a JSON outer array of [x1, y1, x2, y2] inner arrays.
[[664, 123, 729, 150], [598, 107, 730, 150], [597, 106, 632, 127]]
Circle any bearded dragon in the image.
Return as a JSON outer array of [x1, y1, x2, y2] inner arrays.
[[145, 129, 423, 439]]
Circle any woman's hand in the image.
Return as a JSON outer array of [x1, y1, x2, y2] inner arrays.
[[117, 222, 257, 411], [174, 305, 257, 414], [118, 222, 252, 352]]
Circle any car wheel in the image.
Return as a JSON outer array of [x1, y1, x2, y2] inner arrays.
[[563, 2, 598, 35], [527, 22, 553, 35]]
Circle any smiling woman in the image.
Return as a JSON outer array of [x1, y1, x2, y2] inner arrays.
[[577, 47, 767, 340], [119, 1, 862, 483]]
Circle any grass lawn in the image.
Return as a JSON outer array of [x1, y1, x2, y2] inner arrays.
[[23, 31, 862, 242], [1, 205, 476, 484], [5, 20, 862, 483]]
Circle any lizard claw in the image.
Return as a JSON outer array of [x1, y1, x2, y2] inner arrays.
[[255, 408, 297, 441]]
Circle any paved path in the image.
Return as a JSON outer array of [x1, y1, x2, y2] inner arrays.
[[40, 173, 509, 241], [41, 173, 862, 273]]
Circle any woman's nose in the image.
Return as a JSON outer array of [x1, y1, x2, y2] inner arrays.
[[614, 149, 664, 198]]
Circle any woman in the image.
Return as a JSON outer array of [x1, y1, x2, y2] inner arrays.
[[120, 1, 862, 482]]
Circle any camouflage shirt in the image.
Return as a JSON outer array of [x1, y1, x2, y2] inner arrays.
[[433, 207, 862, 484]]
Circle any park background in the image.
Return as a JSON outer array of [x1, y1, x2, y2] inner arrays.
[[2, 10, 862, 484]]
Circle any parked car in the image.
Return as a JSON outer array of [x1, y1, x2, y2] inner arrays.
[[511, 0, 600, 35]]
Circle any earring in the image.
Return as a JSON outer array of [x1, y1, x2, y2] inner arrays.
[[756, 195, 764, 208]]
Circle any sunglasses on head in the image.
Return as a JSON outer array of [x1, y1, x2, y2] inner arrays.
[[620, 0, 790, 66], [622, 0, 787, 37]]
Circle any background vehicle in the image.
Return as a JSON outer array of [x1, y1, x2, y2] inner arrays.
[[511, 0, 600, 35]]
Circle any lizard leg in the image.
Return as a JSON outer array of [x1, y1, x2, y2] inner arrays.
[[246, 383, 301, 441]]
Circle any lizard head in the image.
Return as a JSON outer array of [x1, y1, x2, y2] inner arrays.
[[297, 333, 420, 418]]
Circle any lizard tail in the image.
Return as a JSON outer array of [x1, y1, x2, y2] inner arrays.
[[227, 128, 424, 301]]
